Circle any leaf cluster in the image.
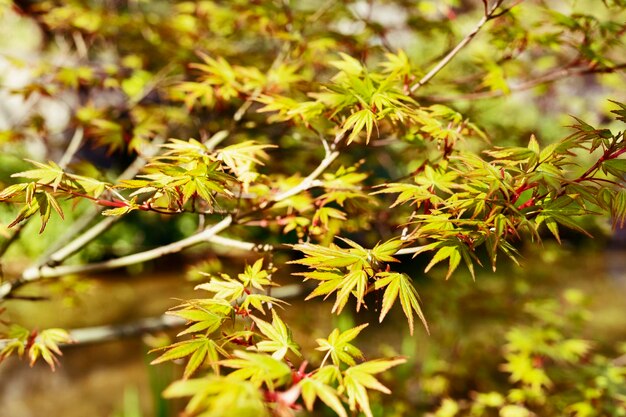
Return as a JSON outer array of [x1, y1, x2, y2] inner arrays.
[[151, 260, 406, 417], [292, 238, 428, 334]]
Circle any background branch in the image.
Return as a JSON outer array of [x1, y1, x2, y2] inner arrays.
[[57, 127, 84, 170], [63, 283, 305, 346], [422, 62, 626, 102], [410, 0, 507, 93], [21, 216, 234, 281], [263, 150, 339, 207]]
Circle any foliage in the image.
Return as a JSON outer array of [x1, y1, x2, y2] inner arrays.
[[0, 0, 625, 416], [149, 259, 404, 417], [424, 290, 626, 417], [0, 322, 71, 370]]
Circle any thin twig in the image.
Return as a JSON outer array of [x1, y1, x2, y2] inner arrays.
[[307, 0, 335, 23], [264, 132, 340, 206], [36, 50, 281, 268], [0, 217, 233, 297], [58, 127, 84, 170], [1, 135, 340, 299], [262, 150, 339, 207], [420, 62, 626, 102], [0, 127, 85, 260], [46, 216, 119, 266], [20, 216, 234, 281], [410, 0, 507, 93], [233, 40, 291, 123], [36, 130, 231, 268], [208, 235, 273, 253], [395, 246, 426, 256]]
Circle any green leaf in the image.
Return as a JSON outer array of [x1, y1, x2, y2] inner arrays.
[[12, 159, 65, 190], [8, 200, 40, 229], [602, 158, 626, 177], [290, 242, 368, 269], [167, 300, 231, 336], [332, 269, 369, 314], [163, 375, 268, 417], [238, 259, 275, 291], [342, 109, 376, 144], [380, 50, 411, 76], [500, 404, 531, 417], [0, 183, 29, 200], [527, 134, 540, 155], [216, 141, 275, 173], [102, 205, 137, 217], [424, 245, 462, 280], [151, 337, 224, 377], [300, 376, 347, 417], [374, 272, 429, 334], [370, 239, 402, 263], [316, 324, 368, 367], [343, 358, 406, 417], [329, 53, 364, 75], [250, 310, 300, 360], [195, 274, 245, 302], [300, 269, 345, 300], [0, 324, 30, 362], [239, 294, 285, 315], [220, 351, 291, 390]]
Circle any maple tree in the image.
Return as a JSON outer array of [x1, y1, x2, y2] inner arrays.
[[0, 1, 625, 416]]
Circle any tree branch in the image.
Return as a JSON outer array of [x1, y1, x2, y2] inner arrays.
[[45, 216, 119, 266], [63, 284, 305, 346], [395, 246, 427, 256], [34, 130, 235, 268], [421, 62, 626, 102], [207, 235, 273, 253], [0, 216, 233, 299], [66, 315, 185, 346], [22, 216, 233, 281], [261, 150, 339, 207], [34, 135, 168, 268], [12, 44, 291, 273], [410, 0, 507, 93], [0, 135, 340, 300], [57, 127, 84, 170]]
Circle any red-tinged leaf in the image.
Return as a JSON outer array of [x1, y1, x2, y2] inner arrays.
[[45, 192, 64, 220], [8, 201, 39, 228], [0, 183, 29, 200]]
